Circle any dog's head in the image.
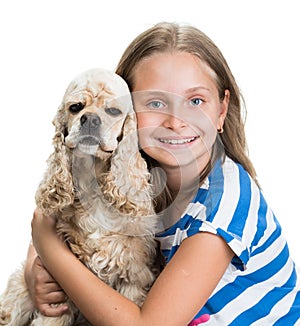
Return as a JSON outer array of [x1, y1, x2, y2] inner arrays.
[[56, 68, 133, 159], [36, 68, 153, 217]]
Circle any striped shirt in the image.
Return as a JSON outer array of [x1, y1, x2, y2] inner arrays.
[[156, 156, 300, 325]]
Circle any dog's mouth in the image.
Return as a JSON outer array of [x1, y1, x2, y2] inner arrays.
[[79, 135, 100, 146], [77, 136, 113, 155]]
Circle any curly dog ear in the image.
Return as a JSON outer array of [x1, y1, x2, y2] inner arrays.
[[35, 104, 74, 216], [102, 112, 153, 217]]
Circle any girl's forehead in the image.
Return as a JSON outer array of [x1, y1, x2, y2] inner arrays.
[[132, 51, 218, 97]]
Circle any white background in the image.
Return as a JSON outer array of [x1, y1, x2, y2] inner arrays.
[[0, 0, 299, 293]]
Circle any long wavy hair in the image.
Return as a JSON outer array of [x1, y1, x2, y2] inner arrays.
[[115, 22, 257, 212]]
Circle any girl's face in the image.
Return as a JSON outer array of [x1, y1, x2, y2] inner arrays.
[[132, 51, 229, 172]]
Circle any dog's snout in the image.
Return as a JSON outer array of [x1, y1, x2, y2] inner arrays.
[[80, 113, 101, 130]]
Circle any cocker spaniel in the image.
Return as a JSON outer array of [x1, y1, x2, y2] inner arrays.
[[0, 69, 160, 325]]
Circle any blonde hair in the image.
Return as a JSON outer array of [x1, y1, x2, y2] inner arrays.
[[116, 22, 258, 210]]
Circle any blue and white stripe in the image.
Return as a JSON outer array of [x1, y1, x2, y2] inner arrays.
[[156, 156, 300, 325]]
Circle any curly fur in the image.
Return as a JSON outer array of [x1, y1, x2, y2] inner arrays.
[[0, 69, 161, 325]]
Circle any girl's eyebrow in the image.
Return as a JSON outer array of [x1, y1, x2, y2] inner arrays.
[[133, 90, 168, 96], [132, 90, 176, 99], [185, 86, 211, 95]]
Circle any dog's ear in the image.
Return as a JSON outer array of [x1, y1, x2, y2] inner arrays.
[[102, 112, 153, 216], [35, 104, 74, 216]]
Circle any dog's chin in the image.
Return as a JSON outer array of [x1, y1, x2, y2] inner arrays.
[[77, 137, 113, 159], [78, 143, 99, 155]]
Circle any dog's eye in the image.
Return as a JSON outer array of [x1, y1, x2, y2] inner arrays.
[[105, 107, 122, 116], [69, 102, 85, 114]]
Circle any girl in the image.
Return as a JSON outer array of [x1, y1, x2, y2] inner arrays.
[[28, 22, 300, 325]]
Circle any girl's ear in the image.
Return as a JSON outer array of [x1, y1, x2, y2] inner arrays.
[[218, 89, 230, 131], [221, 89, 230, 116]]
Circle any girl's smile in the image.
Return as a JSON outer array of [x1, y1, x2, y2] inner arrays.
[[156, 136, 199, 145]]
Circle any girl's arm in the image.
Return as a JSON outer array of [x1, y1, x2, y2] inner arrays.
[[24, 242, 69, 316], [32, 210, 234, 326]]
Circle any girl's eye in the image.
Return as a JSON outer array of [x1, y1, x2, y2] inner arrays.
[[148, 100, 164, 110], [190, 98, 203, 106]]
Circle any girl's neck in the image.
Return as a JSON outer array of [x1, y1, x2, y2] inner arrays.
[[167, 170, 200, 199], [162, 158, 206, 195]]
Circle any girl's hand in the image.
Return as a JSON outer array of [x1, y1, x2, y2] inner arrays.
[[29, 209, 69, 316], [31, 209, 57, 251], [25, 255, 69, 317], [31, 209, 67, 258]]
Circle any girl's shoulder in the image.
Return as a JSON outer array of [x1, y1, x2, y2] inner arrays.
[[208, 156, 256, 191]]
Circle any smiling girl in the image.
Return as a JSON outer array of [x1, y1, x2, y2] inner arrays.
[[27, 22, 300, 325]]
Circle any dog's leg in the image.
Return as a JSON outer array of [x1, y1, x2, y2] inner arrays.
[[117, 263, 155, 307], [112, 238, 158, 307], [0, 264, 35, 326]]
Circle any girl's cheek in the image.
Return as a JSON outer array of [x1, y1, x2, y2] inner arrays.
[[137, 112, 160, 129], [136, 112, 145, 129]]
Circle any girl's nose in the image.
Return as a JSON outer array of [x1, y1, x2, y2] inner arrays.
[[161, 95, 189, 131], [162, 112, 187, 131]]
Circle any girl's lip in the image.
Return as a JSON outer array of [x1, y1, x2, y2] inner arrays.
[[156, 136, 199, 145]]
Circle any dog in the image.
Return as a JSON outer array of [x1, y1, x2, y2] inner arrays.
[[0, 68, 160, 325]]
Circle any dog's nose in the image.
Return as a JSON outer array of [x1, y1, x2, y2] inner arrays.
[[80, 113, 101, 130]]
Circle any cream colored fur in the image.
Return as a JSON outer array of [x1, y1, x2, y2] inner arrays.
[[0, 69, 159, 325]]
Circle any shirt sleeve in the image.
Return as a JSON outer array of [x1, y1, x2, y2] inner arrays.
[[188, 218, 250, 271], [186, 158, 255, 271]]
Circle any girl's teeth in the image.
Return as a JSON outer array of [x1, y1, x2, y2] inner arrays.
[[159, 137, 196, 144]]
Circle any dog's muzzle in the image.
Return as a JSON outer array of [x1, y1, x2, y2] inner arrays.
[[79, 113, 101, 145]]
